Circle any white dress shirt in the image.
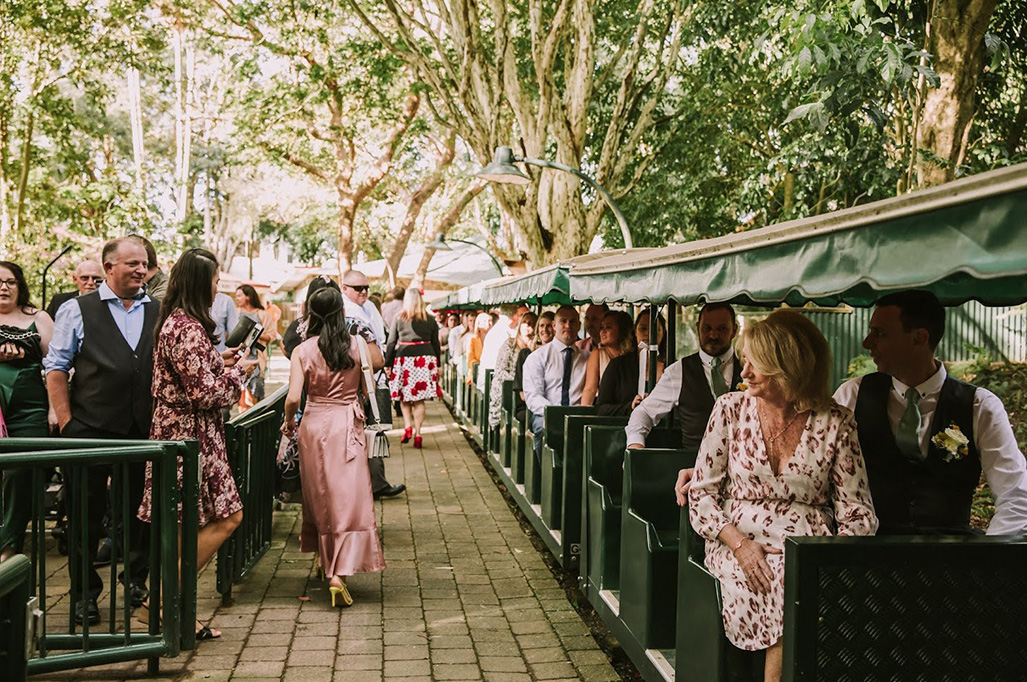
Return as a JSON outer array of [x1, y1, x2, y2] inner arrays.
[[626, 347, 736, 447], [522, 339, 590, 416], [477, 315, 513, 389], [447, 324, 466, 363], [834, 363, 1027, 535], [343, 297, 386, 345]]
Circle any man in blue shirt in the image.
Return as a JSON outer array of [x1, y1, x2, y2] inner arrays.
[[44, 235, 159, 626]]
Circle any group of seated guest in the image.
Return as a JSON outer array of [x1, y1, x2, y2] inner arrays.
[[513, 290, 1027, 682]]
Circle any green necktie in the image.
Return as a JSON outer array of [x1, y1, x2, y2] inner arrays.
[[711, 356, 729, 398], [896, 387, 924, 462]]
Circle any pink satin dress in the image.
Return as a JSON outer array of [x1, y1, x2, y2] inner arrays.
[[295, 338, 386, 577]]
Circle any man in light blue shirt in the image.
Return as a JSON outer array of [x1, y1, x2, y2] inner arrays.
[[210, 291, 239, 354], [44, 235, 158, 626]]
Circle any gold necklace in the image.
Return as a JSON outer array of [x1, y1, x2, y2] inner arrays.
[[758, 403, 806, 467]]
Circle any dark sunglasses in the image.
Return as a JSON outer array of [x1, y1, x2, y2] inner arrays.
[[346, 284, 369, 293], [79, 276, 104, 283]]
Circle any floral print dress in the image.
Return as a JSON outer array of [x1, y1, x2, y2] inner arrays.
[[688, 392, 878, 650], [139, 310, 248, 527]]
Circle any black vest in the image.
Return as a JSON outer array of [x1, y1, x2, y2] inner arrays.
[[70, 291, 159, 435], [675, 353, 743, 452], [854, 372, 981, 535]]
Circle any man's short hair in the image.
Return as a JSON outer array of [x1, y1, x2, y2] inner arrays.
[[132, 235, 159, 270], [101, 236, 147, 266], [74, 259, 101, 275], [499, 304, 524, 317], [876, 290, 945, 350], [698, 302, 737, 327], [555, 305, 579, 320]]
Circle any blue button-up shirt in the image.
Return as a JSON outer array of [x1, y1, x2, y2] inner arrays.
[[43, 282, 152, 374]]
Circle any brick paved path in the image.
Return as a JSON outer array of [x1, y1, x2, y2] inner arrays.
[[39, 399, 622, 681]]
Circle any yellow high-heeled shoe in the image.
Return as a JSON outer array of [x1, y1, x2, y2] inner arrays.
[[328, 578, 353, 608]]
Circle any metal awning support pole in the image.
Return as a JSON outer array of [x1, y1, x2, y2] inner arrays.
[[647, 304, 661, 393], [41, 245, 74, 311], [665, 300, 677, 364]]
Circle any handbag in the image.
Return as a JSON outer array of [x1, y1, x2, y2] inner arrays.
[[0, 325, 43, 364], [356, 336, 390, 459]]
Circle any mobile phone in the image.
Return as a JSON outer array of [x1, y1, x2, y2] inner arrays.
[[242, 323, 265, 354]]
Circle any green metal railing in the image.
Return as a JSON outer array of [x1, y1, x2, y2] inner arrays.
[[218, 386, 287, 601], [0, 438, 198, 676], [0, 554, 32, 681]]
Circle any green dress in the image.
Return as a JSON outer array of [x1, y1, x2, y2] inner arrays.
[[0, 321, 49, 554]]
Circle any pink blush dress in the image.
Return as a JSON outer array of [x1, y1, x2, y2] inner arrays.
[[295, 338, 385, 577], [688, 392, 878, 650]]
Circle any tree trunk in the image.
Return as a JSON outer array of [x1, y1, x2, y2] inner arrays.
[[173, 24, 194, 223], [1004, 85, 1027, 156], [411, 181, 486, 288], [384, 134, 456, 286], [127, 67, 146, 193], [0, 110, 10, 245], [916, 0, 998, 186], [13, 110, 33, 234], [337, 192, 356, 276]]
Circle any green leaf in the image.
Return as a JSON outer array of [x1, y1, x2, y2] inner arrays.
[[784, 103, 813, 124], [850, 0, 865, 19], [798, 47, 813, 73]]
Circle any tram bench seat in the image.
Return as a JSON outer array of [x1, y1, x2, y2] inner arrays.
[[498, 381, 515, 467], [509, 393, 529, 485], [582, 425, 681, 603], [482, 369, 495, 453], [620, 448, 697, 650], [559, 414, 630, 569], [675, 506, 726, 681], [540, 406, 595, 531], [524, 411, 541, 504]]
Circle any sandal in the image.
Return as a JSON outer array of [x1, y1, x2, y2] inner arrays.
[[196, 625, 221, 641]]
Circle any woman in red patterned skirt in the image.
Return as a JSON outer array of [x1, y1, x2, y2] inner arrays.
[[384, 289, 441, 449]]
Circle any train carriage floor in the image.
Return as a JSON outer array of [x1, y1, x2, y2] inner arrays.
[[33, 398, 632, 682]]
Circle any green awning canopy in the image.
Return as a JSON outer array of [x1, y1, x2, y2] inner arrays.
[[570, 163, 1027, 307], [480, 250, 651, 306]]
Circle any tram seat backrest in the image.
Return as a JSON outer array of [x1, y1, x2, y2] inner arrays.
[[542, 406, 595, 463], [620, 447, 697, 650]]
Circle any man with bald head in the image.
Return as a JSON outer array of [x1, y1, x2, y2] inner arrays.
[[522, 306, 590, 462], [46, 259, 103, 320], [340, 268, 405, 500]]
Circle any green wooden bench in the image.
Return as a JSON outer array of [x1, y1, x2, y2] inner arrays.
[[509, 393, 528, 485], [560, 414, 629, 571], [581, 425, 680, 604], [540, 406, 596, 532], [675, 506, 726, 681], [523, 411, 541, 504], [620, 448, 697, 650], [498, 380, 515, 468]]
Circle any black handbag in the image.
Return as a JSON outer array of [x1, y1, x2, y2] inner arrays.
[[0, 325, 43, 364]]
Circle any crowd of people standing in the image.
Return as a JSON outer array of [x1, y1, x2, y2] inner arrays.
[[0, 239, 452, 640]]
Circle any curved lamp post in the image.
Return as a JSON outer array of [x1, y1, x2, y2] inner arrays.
[[477, 146, 632, 249], [426, 233, 505, 275]]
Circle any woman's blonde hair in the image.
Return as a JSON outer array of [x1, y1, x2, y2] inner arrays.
[[400, 288, 428, 322], [742, 309, 832, 413]]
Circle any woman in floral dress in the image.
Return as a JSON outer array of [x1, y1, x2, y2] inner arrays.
[[688, 310, 878, 682], [139, 248, 257, 640], [488, 312, 537, 430]]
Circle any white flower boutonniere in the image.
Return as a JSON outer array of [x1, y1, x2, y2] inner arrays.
[[932, 424, 970, 462]]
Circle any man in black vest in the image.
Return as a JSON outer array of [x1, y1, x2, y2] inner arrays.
[[627, 303, 742, 453], [833, 290, 1027, 535], [44, 236, 158, 625]]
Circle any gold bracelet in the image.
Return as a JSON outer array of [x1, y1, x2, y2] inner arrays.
[[731, 537, 746, 552]]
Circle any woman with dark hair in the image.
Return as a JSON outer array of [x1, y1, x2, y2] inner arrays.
[[581, 310, 634, 406], [138, 248, 257, 639], [282, 277, 340, 359], [235, 284, 269, 407], [594, 310, 668, 416], [283, 287, 386, 607], [0, 261, 53, 562]]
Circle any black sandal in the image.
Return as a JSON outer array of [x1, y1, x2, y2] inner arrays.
[[196, 625, 221, 641]]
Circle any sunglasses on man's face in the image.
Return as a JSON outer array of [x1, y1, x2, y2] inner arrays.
[[346, 284, 370, 293], [79, 276, 104, 284]]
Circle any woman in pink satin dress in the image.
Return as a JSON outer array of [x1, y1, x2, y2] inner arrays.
[[282, 287, 386, 606]]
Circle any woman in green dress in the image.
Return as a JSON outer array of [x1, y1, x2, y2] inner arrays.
[[0, 260, 53, 562]]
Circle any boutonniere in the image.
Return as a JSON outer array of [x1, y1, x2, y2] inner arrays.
[[736, 382, 748, 391], [932, 424, 970, 462]]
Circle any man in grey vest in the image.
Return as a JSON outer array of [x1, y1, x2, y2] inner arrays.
[[44, 236, 158, 625], [627, 303, 742, 453], [833, 290, 1027, 535]]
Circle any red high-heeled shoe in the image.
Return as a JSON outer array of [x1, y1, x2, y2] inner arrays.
[[401, 428, 412, 444], [413, 436, 423, 449]]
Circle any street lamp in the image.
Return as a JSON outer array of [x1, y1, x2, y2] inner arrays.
[[477, 146, 632, 249], [426, 233, 505, 275]]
